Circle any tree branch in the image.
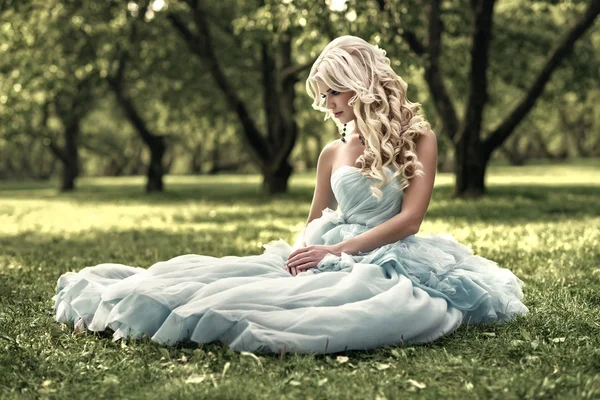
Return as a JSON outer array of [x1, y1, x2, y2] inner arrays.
[[106, 12, 161, 147], [281, 57, 317, 82], [402, 30, 427, 56], [169, 1, 271, 166], [167, 13, 199, 54], [423, 0, 460, 140], [203, 11, 260, 66], [484, 0, 600, 156]]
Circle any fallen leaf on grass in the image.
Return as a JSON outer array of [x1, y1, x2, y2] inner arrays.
[[185, 375, 206, 384], [221, 361, 231, 378], [375, 363, 391, 370], [407, 379, 426, 391], [336, 356, 349, 364], [317, 378, 328, 386], [103, 375, 119, 385], [289, 380, 301, 386], [240, 351, 264, 370]]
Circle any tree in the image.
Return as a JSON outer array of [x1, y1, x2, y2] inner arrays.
[[167, 0, 319, 195], [49, 76, 97, 191], [0, 0, 101, 190], [107, 46, 167, 191], [377, 0, 600, 197], [97, 1, 242, 190]]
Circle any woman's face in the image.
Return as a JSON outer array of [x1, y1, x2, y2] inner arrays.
[[317, 81, 356, 124]]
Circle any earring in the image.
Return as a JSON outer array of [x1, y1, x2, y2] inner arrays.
[[341, 123, 347, 143]]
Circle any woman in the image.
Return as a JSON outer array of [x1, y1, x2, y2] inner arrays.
[[53, 35, 527, 354]]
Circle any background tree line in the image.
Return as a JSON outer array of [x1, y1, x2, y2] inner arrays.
[[0, 0, 598, 197]]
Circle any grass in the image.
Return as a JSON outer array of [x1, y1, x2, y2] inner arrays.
[[0, 159, 599, 399]]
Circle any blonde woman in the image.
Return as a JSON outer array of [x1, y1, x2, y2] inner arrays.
[[53, 36, 527, 354]]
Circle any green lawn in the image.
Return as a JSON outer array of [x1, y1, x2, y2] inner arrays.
[[1, 159, 599, 399]]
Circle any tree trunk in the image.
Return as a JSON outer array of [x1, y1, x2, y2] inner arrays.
[[169, 10, 306, 196], [60, 164, 77, 191], [454, 131, 489, 198], [189, 143, 203, 174], [146, 136, 166, 192], [262, 161, 293, 196], [60, 122, 80, 192], [47, 117, 81, 192], [210, 133, 220, 175]]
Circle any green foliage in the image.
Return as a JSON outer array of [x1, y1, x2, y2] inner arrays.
[[0, 0, 598, 182], [0, 160, 599, 398]]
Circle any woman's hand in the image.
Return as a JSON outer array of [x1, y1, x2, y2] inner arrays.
[[285, 245, 339, 276]]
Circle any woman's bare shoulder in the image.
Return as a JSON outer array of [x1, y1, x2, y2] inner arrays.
[[414, 128, 437, 152], [318, 139, 342, 164], [419, 128, 437, 141]]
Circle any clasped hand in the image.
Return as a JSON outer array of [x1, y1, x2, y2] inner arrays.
[[285, 245, 338, 276]]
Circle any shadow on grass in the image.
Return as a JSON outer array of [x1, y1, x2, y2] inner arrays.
[[425, 184, 600, 222], [1, 179, 597, 224], [0, 180, 272, 204], [0, 227, 287, 271]]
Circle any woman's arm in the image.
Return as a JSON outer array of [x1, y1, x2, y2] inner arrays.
[[290, 141, 338, 252], [333, 130, 438, 255]]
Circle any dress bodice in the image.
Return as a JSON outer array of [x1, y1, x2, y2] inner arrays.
[[331, 165, 403, 228], [303, 165, 404, 248]]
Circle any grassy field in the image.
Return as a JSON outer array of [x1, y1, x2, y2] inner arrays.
[[1, 159, 599, 399]]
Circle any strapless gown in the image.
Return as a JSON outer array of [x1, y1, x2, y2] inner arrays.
[[53, 165, 528, 354]]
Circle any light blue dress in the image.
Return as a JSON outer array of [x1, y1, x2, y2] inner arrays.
[[53, 165, 528, 354]]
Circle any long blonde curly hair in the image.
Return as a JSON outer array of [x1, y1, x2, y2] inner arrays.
[[306, 35, 432, 199]]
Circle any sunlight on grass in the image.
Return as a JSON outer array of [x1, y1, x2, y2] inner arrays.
[[1, 160, 599, 399]]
